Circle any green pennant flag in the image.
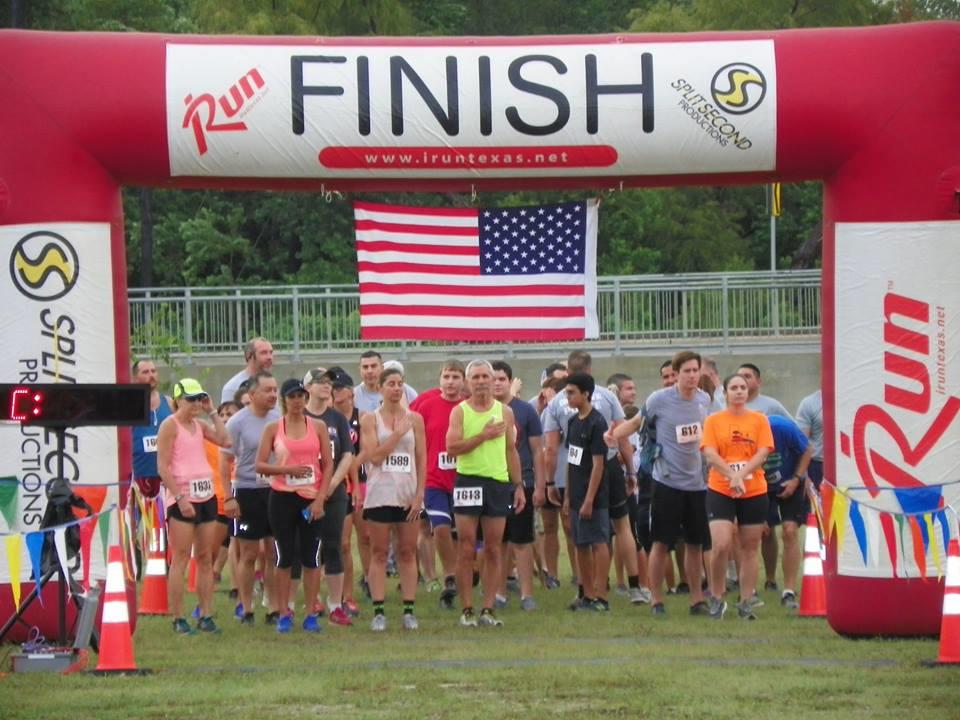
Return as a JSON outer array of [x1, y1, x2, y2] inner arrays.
[[0, 477, 18, 528], [98, 509, 111, 566]]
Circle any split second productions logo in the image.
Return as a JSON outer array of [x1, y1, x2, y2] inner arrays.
[[670, 61, 767, 150], [8, 229, 84, 528]]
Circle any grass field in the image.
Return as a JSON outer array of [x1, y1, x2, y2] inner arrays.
[[2, 572, 958, 720]]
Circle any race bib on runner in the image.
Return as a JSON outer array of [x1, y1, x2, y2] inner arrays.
[[142, 435, 158, 453], [287, 467, 315, 487], [453, 486, 483, 507], [675, 423, 702, 444], [729, 462, 754, 479], [567, 445, 584, 466], [189, 477, 214, 501], [438, 452, 456, 471], [383, 453, 412, 471]]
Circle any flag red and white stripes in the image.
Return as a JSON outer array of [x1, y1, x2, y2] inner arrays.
[[354, 199, 598, 342]]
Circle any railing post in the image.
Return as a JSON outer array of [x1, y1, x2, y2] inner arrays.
[[613, 278, 622, 354], [235, 288, 243, 352], [681, 287, 689, 337], [325, 287, 333, 351], [292, 286, 301, 362], [400, 340, 408, 361], [771, 278, 781, 337], [184, 288, 194, 362], [721, 274, 730, 352]]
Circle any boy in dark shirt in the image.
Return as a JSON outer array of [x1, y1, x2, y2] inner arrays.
[[563, 372, 611, 611]]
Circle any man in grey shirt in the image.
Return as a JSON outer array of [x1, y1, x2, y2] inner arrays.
[[796, 389, 823, 489], [738, 363, 793, 418], [220, 337, 274, 404], [353, 350, 417, 412], [611, 350, 712, 616], [220, 371, 281, 624], [543, 350, 643, 605]]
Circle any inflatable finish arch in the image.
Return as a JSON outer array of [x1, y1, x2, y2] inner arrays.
[[0, 24, 958, 636]]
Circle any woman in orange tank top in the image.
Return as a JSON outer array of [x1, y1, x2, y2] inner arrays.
[[701, 373, 774, 620]]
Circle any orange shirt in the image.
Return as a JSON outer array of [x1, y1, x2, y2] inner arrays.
[[204, 439, 227, 515], [701, 409, 774, 499]]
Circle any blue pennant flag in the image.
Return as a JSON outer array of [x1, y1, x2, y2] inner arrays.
[[24, 531, 45, 607], [894, 486, 942, 515], [849, 500, 868, 564]]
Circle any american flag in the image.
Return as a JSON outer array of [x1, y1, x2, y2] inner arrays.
[[353, 199, 598, 342]]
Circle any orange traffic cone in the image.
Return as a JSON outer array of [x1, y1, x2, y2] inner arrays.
[[932, 538, 960, 664], [138, 517, 169, 615], [94, 545, 141, 674], [798, 512, 827, 617], [187, 547, 198, 594]]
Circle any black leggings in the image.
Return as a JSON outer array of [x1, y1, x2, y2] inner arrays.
[[267, 490, 322, 570], [318, 484, 348, 575]]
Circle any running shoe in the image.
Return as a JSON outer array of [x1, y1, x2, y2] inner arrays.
[[544, 574, 561, 590], [312, 601, 327, 617], [302, 614, 322, 633], [370, 613, 387, 632], [708, 597, 728, 620], [459, 609, 478, 627], [764, 580, 779, 591], [329, 607, 353, 626], [675, 582, 690, 594], [439, 588, 457, 610], [191, 605, 201, 619], [344, 599, 361, 617], [506, 576, 520, 594], [781, 590, 799, 610], [197, 616, 222, 634], [614, 584, 629, 597], [494, 594, 508, 610], [233, 602, 244, 620], [276, 614, 293, 634], [591, 599, 611, 613], [736, 600, 758, 620], [478, 609, 503, 627], [629, 587, 652, 605], [749, 592, 765, 609], [689, 601, 711, 616], [568, 596, 590, 611], [172, 617, 195, 635], [425, 579, 442, 593], [402, 614, 419, 631], [239, 612, 255, 626], [265, 611, 280, 626], [520, 596, 537, 612], [651, 602, 666, 617]]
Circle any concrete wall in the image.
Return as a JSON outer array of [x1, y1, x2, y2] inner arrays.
[[161, 347, 822, 414]]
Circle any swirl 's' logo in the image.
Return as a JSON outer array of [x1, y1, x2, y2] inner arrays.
[[9, 231, 79, 301], [711, 63, 767, 115]]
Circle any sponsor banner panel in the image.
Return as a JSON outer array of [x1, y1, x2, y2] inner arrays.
[[0, 223, 118, 583], [834, 221, 960, 578], [167, 41, 775, 178]]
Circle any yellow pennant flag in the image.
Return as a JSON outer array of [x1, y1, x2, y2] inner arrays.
[[831, 489, 849, 552], [5, 534, 22, 610], [771, 183, 782, 217], [925, 513, 942, 578]]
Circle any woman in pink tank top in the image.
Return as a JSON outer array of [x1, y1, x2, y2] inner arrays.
[[157, 378, 228, 635], [255, 378, 334, 633]]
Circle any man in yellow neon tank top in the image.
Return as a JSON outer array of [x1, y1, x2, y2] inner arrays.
[[446, 359, 524, 628]]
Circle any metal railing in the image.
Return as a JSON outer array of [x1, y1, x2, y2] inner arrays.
[[129, 270, 821, 359]]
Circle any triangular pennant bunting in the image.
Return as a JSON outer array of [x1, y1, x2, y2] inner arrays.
[[5, 534, 22, 609], [908, 516, 927, 581], [24, 531, 45, 607], [894, 514, 907, 577], [98, 509, 111, 567], [849, 500, 868, 565], [866, 507, 881, 568], [925, 513, 942, 578], [79, 515, 96, 591], [53, 527, 72, 597], [0, 476, 18, 528], [832, 490, 848, 553]]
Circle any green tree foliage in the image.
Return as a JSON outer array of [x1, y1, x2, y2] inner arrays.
[[14, 0, 954, 287]]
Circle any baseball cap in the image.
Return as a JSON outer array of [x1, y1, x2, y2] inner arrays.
[[173, 378, 207, 400], [383, 360, 405, 375], [303, 367, 327, 386], [280, 378, 307, 397], [323, 366, 355, 389]]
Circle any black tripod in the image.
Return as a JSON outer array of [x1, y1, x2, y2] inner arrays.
[[0, 428, 100, 649]]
